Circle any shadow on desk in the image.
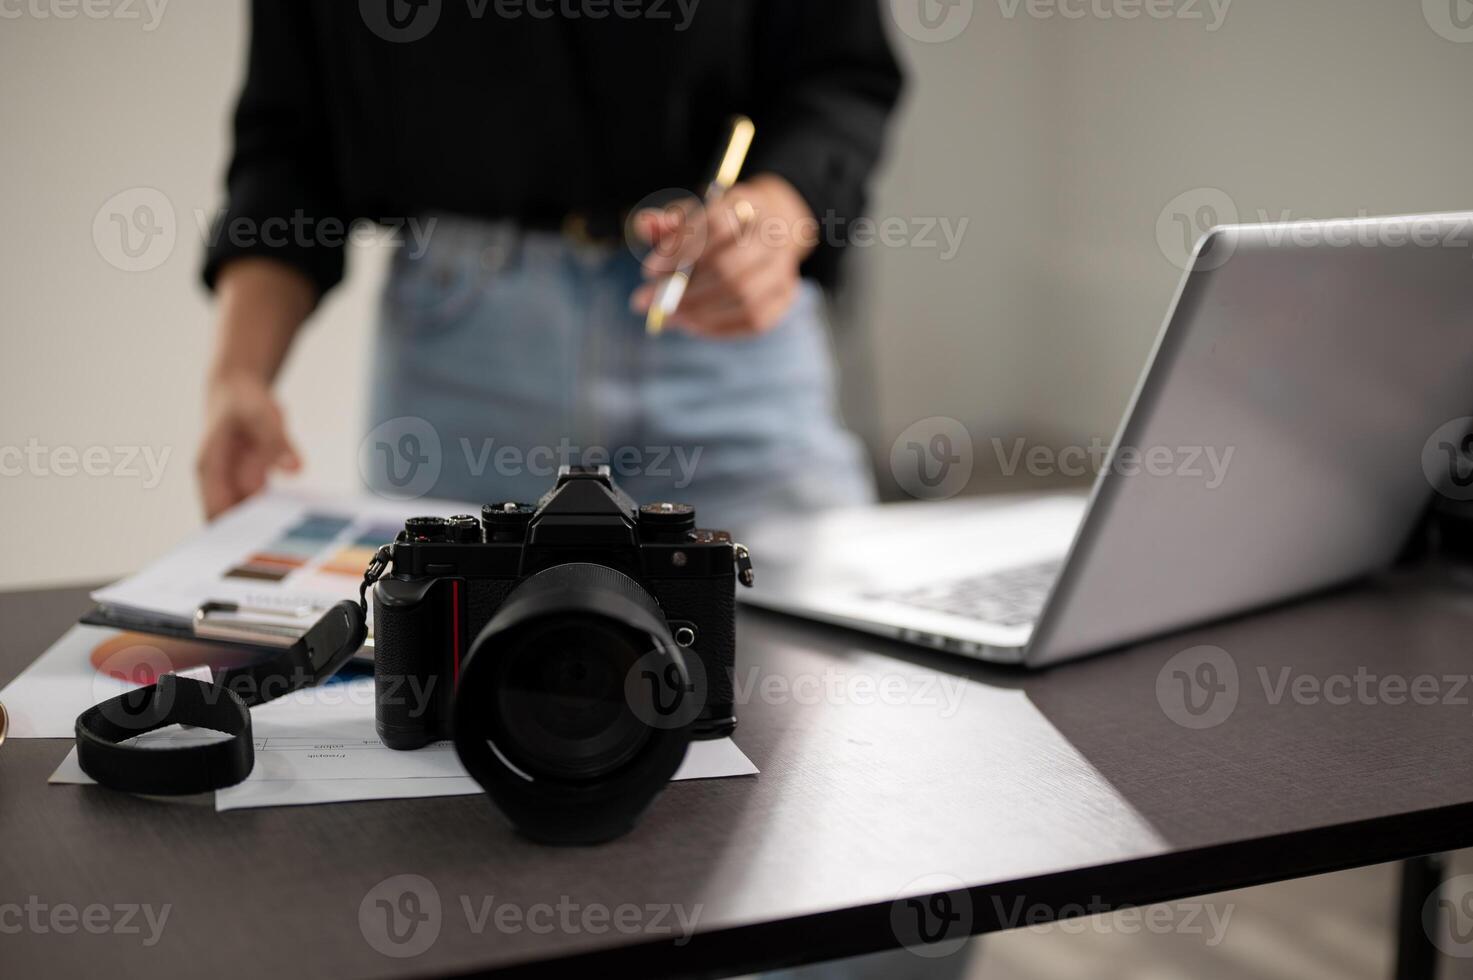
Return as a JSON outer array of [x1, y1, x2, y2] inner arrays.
[[742, 564, 1473, 856]]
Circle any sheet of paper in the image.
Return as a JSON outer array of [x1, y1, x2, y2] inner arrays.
[[50, 736, 757, 811], [23, 624, 758, 810]]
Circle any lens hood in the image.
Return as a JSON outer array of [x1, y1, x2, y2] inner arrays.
[[452, 563, 694, 844]]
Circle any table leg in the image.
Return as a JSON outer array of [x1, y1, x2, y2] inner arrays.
[[1395, 854, 1447, 980]]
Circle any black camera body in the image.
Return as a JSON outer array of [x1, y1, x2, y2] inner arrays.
[[372, 466, 751, 842]]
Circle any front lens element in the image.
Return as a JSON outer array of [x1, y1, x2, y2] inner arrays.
[[451, 563, 693, 842], [490, 615, 653, 781]]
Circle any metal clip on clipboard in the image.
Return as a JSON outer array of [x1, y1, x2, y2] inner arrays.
[[81, 599, 374, 658], [193, 601, 327, 648]]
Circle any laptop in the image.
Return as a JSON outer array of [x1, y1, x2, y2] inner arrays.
[[744, 212, 1473, 667]]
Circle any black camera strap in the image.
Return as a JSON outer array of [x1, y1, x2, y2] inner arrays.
[[74, 596, 371, 796], [75, 674, 254, 796]]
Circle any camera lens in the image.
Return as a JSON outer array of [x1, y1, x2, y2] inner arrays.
[[452, 563, 694, 843], [490, 615, 651, 780]]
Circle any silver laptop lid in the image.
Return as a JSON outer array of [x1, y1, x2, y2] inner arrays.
[[1028, 213, 1473, 665]]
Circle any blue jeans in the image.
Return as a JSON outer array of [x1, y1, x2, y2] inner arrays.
[[366, 218, 875, 535]]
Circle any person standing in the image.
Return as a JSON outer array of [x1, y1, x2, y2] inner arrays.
[[197, 1, 903, 535]]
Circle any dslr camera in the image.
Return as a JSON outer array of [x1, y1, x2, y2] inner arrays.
[[372, 465, 752, 843]]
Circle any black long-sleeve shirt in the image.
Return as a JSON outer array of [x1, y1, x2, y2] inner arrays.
[[204, 0, 905, 296]]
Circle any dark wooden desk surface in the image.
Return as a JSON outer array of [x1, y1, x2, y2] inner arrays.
[[4, 574, 1473, 979]]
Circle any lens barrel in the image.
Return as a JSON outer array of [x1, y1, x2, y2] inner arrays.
[[451, 563, 694, 844]]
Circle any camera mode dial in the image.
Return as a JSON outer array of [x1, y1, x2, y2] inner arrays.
[[404, 516, 450, 542]]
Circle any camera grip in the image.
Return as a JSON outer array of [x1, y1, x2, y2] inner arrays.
[[373, 578, 453, 749]]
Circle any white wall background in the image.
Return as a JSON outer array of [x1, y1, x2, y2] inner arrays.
[[2, 0, 1471, 589]]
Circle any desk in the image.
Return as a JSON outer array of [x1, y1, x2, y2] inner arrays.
[[2, 573, 1472, 979]]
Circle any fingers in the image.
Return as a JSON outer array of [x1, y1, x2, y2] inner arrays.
[[629, 279, 659, 315], [679, 236, 769, 312], [630, 223, 752, 319], [630, 183, 806, 338], [637, 193, 758, 280], [198, 427, 274, 521], [675, 262, 799, 339], [628, 237, 767, 317], [633, 240, 799, 337], [636, 198, 705, 279], [196, 385, 302, 520], [239, 396, 302, 472], [197, 433, 240, 520]]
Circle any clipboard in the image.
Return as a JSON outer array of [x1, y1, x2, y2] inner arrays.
[[79, 600, 376, 663]]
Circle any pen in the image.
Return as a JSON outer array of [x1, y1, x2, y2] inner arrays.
[[646, 115, 757, 335]]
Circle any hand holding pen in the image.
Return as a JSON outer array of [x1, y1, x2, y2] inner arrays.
[[630, 120, 819, 339]]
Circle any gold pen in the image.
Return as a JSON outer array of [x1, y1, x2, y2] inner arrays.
[[647, 115, 757, 335]]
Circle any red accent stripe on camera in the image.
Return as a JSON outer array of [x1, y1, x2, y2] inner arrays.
[[452, 579, 462, 682]]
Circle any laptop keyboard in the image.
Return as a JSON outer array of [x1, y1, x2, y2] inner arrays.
[[866, 560, 1062, 627]]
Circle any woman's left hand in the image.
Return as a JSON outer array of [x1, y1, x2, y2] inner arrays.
[[631, 174, 817, 339]]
